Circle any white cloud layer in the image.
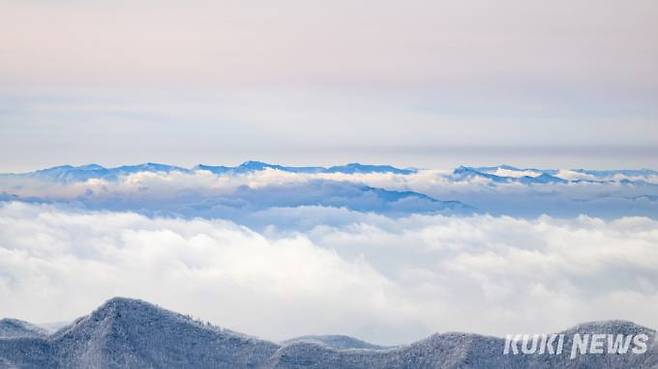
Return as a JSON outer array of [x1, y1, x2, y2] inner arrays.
[[1, 202, 656, 344]]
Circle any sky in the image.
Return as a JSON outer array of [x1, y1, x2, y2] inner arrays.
[[0, 0, 657, 171]]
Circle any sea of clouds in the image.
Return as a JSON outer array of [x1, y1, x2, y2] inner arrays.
[[0, 165, 657, 344], [1, 205, 657, 344]]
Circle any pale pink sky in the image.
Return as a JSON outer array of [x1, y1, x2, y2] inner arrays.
[[0, 0, 656, 170]]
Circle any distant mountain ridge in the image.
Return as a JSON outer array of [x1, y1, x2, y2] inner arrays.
[[0, 298, 655, 369], [453, 165, 658, 185], [3, 162, 656, 186], [3, 161, 417, 182], [452, 166, 568, 184]]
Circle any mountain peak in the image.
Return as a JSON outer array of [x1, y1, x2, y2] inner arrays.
[[564, 320, 654, 335], [36, 297, 281, 369], [94, 296, 155, 312], [84, 297, 179, 325], [237, 160, 280, 170], [76, 164, 106, 170], [241, 160, 269, 166], [282, 335, 387, 350], [0, 318, 48, 339], [328, 163, 416, 174]]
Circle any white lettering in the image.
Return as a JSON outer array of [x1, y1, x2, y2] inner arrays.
[[571, 334, 590, 359]]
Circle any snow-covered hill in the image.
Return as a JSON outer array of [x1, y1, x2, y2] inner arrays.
[[0, 319, 48, 339], [0, 298, 279, 369], [0, 298, 655, 369]]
